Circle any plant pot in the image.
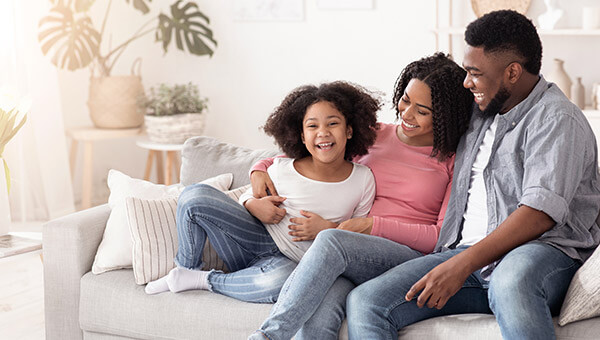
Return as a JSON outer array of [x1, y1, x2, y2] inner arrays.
[[144, 113, 206, 144], [88, 75, 145, 129]]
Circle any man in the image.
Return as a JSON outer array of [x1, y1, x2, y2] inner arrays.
[[346, 10, 600, 340]]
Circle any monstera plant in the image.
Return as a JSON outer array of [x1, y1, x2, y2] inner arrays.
[[38, 0, 217, 128]]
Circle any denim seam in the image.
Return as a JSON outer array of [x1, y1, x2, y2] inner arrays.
[[256, 330, 273, 340], [205, 269, 218, 292], [540, 260, 579, 301], [383, 298, 411, 340]]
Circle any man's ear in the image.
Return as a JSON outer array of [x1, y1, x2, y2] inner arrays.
[[347, 126, 353, 139], [506, 62, 523, 84]]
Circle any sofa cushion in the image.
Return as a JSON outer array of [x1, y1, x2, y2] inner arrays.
[[79, 269, 600, 340], [180, 136, 280, 189]]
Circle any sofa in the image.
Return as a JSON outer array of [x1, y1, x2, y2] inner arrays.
[[43, 136, 600, 340]]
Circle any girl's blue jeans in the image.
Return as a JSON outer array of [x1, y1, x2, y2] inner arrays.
[[251, 229, 424, 340], [175, 184, 296, 303], [346, 242, 580, 340]]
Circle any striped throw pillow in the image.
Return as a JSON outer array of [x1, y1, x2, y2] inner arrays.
[[126, 184, 251, 285]]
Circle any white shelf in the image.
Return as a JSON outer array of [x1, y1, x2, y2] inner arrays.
[[433, 27, 600, 37]]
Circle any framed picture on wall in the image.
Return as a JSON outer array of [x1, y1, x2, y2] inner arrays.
[[233, 0, 304, 21], [317, 0, 373, 10]]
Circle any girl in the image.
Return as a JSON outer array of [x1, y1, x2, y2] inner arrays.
[[248, 53, 474, 339], [145, 81, 381, 303]]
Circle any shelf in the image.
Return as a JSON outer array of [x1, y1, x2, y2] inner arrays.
[[584, 108, 600, 118], [433, 27, 600, 37]]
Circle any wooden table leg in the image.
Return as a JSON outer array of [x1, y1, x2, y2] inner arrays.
[[173, 152, 181, 183], [144, 151, 155, 181], [155, 151, 164, 184], [82, 141, 93, 210], [165, 151, 175, 185]]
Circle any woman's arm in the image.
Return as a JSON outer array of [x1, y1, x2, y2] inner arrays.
[[370, 177, 452, 254]]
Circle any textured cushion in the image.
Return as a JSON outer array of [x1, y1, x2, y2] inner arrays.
[[559, 244, 600, 326], [79, 270, 600, 340], [126, 185, 251, 285], [92, 170, 233, 274], [181, 136, 280, 189]]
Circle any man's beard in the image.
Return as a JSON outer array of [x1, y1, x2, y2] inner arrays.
[[477, 87, 511, 117]]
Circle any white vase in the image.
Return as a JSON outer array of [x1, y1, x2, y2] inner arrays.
[[547, 59, 572, 99], [0, 159, 11, 235], [571, 77, 585, 109], [538, 0, 563, 29]]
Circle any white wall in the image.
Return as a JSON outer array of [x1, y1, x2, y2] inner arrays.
[[58, 0, 437, 206], [58, 0, 600, 206]]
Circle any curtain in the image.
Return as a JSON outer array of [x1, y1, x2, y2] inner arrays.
[[0, 0, 75, 225]]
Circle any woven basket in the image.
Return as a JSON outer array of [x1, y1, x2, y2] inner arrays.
[[470, 0, 531, 17], [88, 75, 145, 129], [144, 113, 206, 144]]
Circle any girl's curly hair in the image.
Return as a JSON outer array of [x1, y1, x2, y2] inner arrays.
[[393, 53, 474, 161], [263, 81, 381, 160]]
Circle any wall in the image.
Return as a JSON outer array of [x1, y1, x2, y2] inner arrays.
[[58, 0, 437, 206]]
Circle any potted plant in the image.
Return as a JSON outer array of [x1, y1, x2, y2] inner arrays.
[[0, 98, 27, 232], [139, 82, 207, 144], [38, 0, 217, 129]]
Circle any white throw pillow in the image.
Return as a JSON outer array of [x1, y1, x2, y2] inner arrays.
[[126, 184, 251, 285], [91, 170, 233, 274], [558, 244, 600, 326]]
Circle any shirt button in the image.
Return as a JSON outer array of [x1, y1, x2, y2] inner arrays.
[[512, 122, 516, 126]]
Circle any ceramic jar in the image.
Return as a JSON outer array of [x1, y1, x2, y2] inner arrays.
[[571, 77, 585, 109], [547, 58, 572, 99]]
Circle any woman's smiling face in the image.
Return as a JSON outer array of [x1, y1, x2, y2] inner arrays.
[[397, 78, 434, 146]]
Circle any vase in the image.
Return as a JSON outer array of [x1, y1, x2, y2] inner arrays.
[[546, 59, 572, 99], [88, 75, 145, 129], [0, 159, 11, 235], [571, 77, 585, 109], [592, 83, 600, 110], [538, 0, 563, 29]]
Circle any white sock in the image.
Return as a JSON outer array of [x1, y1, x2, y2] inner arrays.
[[145, 275, 170, 295], [166, 267, 210, 293]]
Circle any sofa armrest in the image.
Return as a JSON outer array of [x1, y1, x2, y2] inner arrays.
[[43, 204, 110, 340]]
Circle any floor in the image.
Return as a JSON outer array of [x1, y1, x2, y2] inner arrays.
[[0, 223, 46, 339]]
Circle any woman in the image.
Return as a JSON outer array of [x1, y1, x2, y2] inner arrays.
[[247, 53, 474, 340]]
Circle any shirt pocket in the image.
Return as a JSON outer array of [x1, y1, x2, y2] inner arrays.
[[492, 151, 524, 200]]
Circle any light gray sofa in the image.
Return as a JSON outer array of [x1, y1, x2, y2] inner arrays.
[[43, 136, 600, 340]]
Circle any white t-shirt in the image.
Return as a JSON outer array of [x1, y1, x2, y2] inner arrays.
[[459, 116, 499, 247], [240, 157, 376, 262]]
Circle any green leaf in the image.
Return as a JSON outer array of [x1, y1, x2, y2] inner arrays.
[[38, 5, 101, 71], [157, 0, 217, 57], [125, 0, 151, 15]]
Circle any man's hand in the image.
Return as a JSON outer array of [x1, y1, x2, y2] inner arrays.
[[244, 196, 286, 224], [288, 210, 337, 241], [405, 255, 472, 309], [337, 217, 373, 234], [250, 170, 278, 198]]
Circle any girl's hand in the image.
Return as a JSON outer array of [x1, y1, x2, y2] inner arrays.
[[244, 196, 286, 224], [250, 170, 278, 198], [337, 217, 373, 234], [289, 210, 337, 241]]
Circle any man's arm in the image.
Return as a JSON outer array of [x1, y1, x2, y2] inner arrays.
[[406, 205, 554, 309]]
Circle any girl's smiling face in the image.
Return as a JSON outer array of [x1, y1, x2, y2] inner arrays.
[[302, 100, 352, 165]]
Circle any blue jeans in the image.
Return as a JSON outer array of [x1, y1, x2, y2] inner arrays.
[[175, 184, 296, 303], [347, 242, 580, 340], [251, 229, 423, 340]]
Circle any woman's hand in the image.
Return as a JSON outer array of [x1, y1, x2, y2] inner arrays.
[[250, 170, 278, 198], [244, 196, 286, 224], [337, 217, 373, 234], [288, 210, 337, 241]]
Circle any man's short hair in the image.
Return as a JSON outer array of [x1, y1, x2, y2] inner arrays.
[[465, 10, 542, 75]]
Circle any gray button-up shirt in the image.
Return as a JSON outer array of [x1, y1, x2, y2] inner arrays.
[[435, 76, 600, 276]]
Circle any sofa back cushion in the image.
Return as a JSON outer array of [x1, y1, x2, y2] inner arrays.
[[181, 136, 280, 189]]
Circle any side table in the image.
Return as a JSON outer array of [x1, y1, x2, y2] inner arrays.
[[67, 126, 142, 209], [135, 138, 184, 185]]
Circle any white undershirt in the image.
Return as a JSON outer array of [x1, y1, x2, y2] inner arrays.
[[459, 116, 499, 247]]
